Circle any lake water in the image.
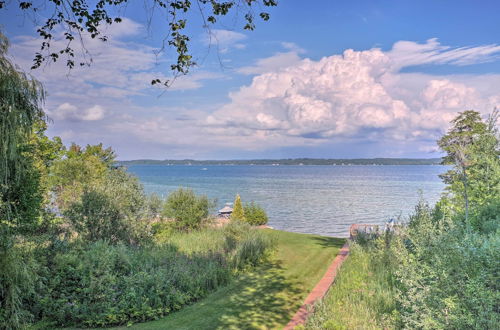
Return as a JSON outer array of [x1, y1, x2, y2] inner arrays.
[[126, 165, 447, 237]]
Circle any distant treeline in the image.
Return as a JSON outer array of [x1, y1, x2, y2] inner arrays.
[[118, 158, 443, 166]]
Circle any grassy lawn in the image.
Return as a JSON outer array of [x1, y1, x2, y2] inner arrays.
[[116, 230, 345, 330]]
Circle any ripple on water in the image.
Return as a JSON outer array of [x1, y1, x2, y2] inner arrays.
[[126, 165, 447, 238]]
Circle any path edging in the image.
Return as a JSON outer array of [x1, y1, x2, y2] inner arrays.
[[284, 241, 350, 329]]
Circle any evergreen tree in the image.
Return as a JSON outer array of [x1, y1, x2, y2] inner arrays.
[[231, 194, 245, 221], [438, 110, 500, 223]]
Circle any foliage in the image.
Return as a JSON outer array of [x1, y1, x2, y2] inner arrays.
[[392, 201, 499, 329], [231, 194, 245, 221], [306, 110, 500, 329], [2, 0, 277, 84], [28, 121, 65, 203], [162, 188, 213, 231], [306, 241, 399, 330], [243, 202, 268, 225], [49, 143, 112, 211], [33, 224, 270, 327], [64, 168, 150, 245], [438, 110, 500, 221], [147, 193, 164, 218], [0, 30, 45, 231], [0, 240, 39, 330]]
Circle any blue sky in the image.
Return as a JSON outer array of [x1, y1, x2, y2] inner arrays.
[[2, 0, 500, 159]]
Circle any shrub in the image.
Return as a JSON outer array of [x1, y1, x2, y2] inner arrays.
[[393, 205, 500, 329], [64, 168, 150, 245], [35, 240, 231, 327], [162, 188, 213, 231], [31, 224, 271, 327], [231, 194, 245, 221], [243, 202, 268, 226], [147, 193, 163, 219], [151, 220, 176, 243]]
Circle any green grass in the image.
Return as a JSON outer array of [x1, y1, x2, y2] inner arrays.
[[114, 230, 345, 330], [305, 243, 398, 330]]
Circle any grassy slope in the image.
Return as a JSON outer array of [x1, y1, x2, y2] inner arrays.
[[118, 230, 345, 330], [305, 244, 397, 330]]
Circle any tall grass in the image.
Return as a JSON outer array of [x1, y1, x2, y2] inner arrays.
[[306, 200, 500, 330], [1, 222, 271, 329], [305, 240, 398, 330]]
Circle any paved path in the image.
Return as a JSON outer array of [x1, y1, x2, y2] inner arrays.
[[284, 242, 350, 329]]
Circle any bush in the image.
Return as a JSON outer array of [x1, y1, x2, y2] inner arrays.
[[162, 188, 213, 231], [225, 222, 272, 268], [393, 204, 500, 329], [243, 202, 268, 226], [35, 240, 230, 327], [31, 224, 271, 327], [64, 168, 150, 245], [147, 193, 163, 219], [307, 199, 500, 330]]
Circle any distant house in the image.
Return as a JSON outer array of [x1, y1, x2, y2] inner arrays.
[[218, 205, 233, 218]]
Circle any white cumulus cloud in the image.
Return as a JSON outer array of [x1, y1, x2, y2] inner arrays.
[[207, 39, 500, 148], [50, 103, 106, 121]]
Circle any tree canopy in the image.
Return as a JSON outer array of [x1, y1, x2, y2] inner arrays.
[[1, 0, 277, 86], [438, 110, 500, 223], [0, 31, 46, 230]]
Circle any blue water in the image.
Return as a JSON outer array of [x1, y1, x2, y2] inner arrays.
[[126, 165, 447, 237]]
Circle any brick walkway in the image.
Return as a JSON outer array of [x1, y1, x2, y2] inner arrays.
[[284, 242, 350, 329]]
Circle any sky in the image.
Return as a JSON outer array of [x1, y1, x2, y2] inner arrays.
[[1, 0, 500, 160]]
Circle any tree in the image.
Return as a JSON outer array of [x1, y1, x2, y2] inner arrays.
[[1, 0, 277, 86], [64, 167, 149, 244], [50, 144, 110, 211], [0, 31, 47, 329], [231, 194, 245, 221], [0, 31, 46, 232], [162, 188, 212, 230], [438, 110, 500, 223], [243, 202, 268, 225]]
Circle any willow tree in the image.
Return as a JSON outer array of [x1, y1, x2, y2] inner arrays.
[[0, 31, 45, 231]]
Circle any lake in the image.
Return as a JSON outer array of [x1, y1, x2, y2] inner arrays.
[[126, 165, 447, 237]]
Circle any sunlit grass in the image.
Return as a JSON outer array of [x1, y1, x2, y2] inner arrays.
[[114, 230, 345, 330], [305, 243, 398, 330]]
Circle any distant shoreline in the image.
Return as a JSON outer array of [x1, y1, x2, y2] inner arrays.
[[118, 158, 442, 166]]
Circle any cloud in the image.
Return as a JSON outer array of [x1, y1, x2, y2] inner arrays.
[[206, 40, 500, 150], [237, 51, 303, 75], [281, 42, 306, 54], [389, 38, 500, 69], [8, 17, 226, 137], [9, 30, 500, 159], [50, 103, 106, 121], [237, 42, 305, 75], [203, 29, 247, 53]]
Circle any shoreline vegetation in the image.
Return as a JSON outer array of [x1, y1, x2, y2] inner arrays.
[[2, 28, 498, 330], [303, 110, 500, 329], [110, 231, 345, 330], [118, 157, 443, 166]]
